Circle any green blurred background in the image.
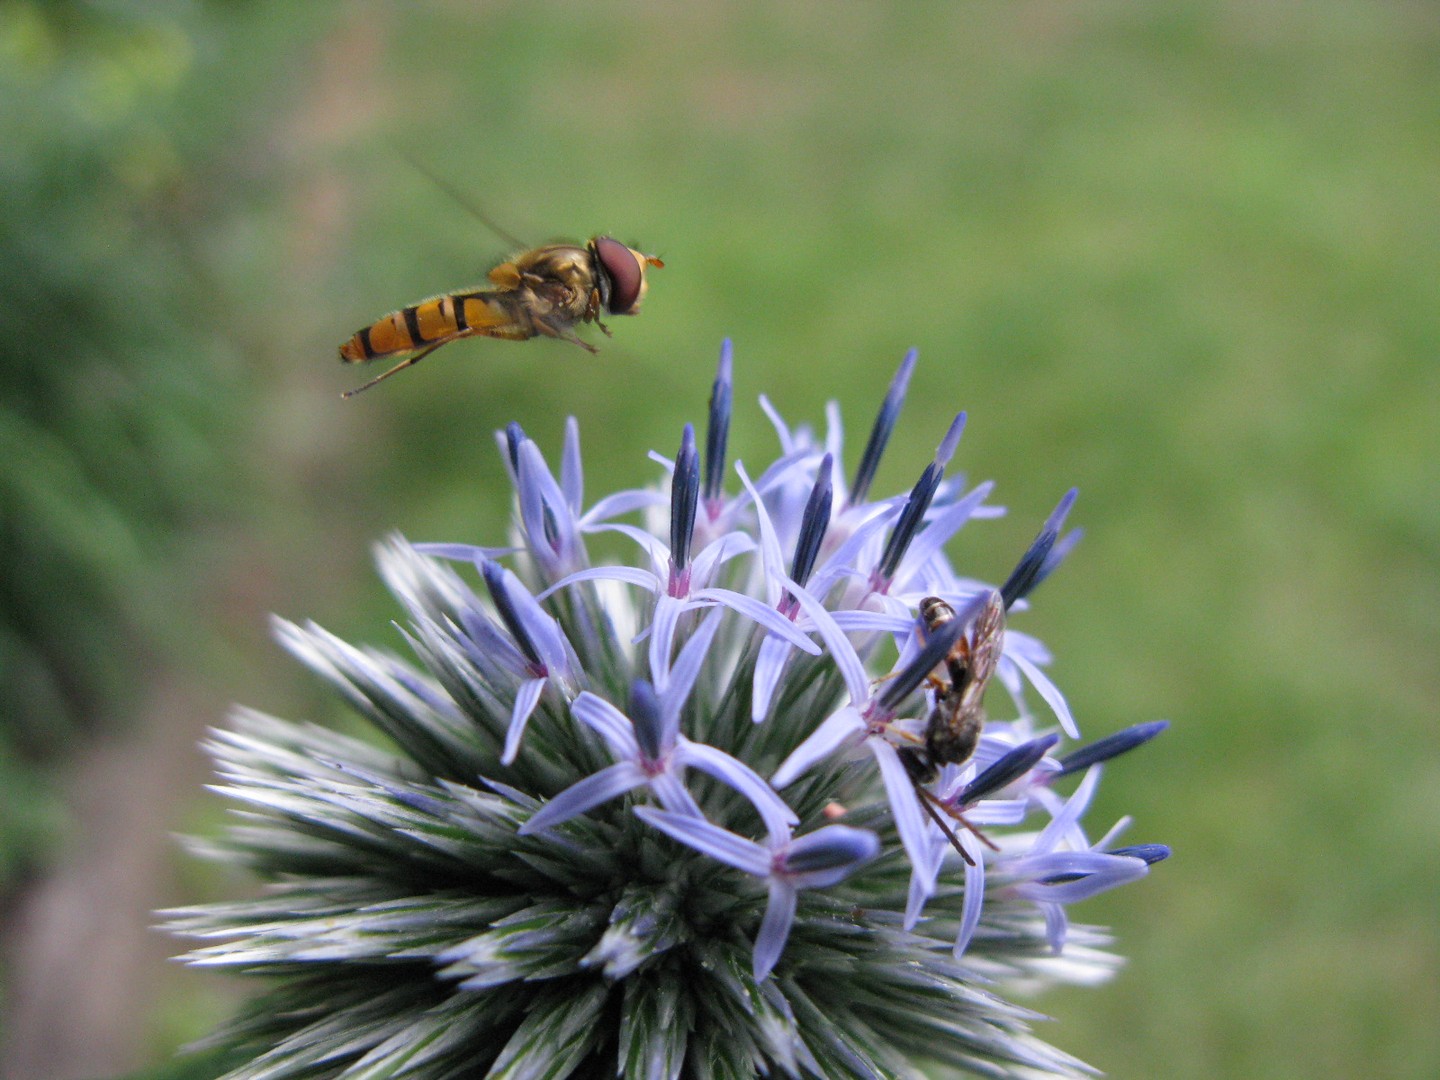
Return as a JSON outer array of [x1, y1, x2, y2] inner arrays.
[[2, 2, 1436, 1078]]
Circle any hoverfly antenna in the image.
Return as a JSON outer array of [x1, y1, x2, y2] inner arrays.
[[401, 155, 531, 252]]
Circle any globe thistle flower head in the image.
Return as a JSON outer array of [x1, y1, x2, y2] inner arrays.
[[168, 344, 1169, 1079]]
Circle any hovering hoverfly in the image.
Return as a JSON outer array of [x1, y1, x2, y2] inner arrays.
[[338, 235, 663, 398], [903, 592, 1007, 864]]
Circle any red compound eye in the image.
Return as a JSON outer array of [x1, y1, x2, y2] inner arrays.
[[594, 236, 645, 314]]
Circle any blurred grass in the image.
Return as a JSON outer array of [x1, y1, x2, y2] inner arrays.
[[3, 1, 1438, 1078], [0, 0, 253, 883]]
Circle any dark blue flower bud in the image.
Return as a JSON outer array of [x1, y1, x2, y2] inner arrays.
[[1000, 488, 1078, 610], [1055, 720, 1169, 777], [1108, 844, 1171, 866], [703, 340, 733, 507], [876, 614, 966, 713], [850, 349, 917, 505], [670, 424, 700, 571], [504, 422, 527, 474], [957, 734, 1059, 805], [790, 454, 833, 588], [629, 679, 666, 761], [876, 414, 964, 584], [481, 559, 542, 670]]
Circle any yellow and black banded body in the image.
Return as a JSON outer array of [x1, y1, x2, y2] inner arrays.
[[339, 237, 662, 397], [342, 288, 531, 360]]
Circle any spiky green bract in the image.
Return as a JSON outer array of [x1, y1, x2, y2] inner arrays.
[[168, 348, 1167, 1079]]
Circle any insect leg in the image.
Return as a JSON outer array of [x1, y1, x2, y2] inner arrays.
[[532, 316, 600, 354], [341, 341, 446, 399], [915, 784, 977, 867], [583, 289, 614, 337], [923, 787, 1001, 854]]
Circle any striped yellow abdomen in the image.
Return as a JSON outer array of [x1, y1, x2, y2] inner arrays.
[[340, 293, 517, 363]]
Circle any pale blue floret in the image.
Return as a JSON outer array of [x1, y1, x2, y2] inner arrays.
[[768, 612, 963, 789], [906, 733, 1065, 955], [519, 614, 796, 840], [635, 806, 879, 980], [736, 455, 873, 723], [473, 559, 581, 763], [418, 420, 662, 582], [993, 766, 1168, 954], [539, 425, 823, 684], [768, 614, 970, 874]]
